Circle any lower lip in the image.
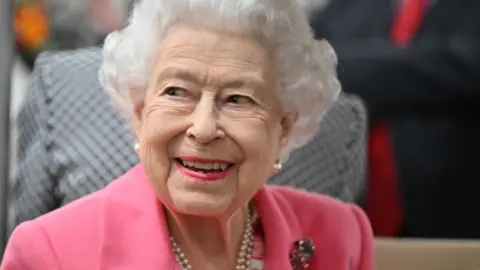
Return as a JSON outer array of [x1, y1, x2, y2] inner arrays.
[[175, 162, 233, 181]]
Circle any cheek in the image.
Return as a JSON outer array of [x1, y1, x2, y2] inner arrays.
[[137, 104, 190, 191], [232, 116, 281, 159], [140, 101, 191, 150], [223, 114, 282, 184]]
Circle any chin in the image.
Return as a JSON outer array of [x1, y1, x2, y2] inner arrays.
[[169, 191, 234, 217]]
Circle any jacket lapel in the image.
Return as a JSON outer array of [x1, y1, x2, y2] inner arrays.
[[99, 165, 179, 269], [255, 187, 304, 270]]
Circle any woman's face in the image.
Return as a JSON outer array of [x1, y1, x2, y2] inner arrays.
[[134, 25, 295, 217]]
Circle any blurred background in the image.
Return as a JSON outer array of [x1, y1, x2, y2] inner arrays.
[[3, 0, 136, 255], [10, 0, 136, 183], [12, 0, 134, 109]]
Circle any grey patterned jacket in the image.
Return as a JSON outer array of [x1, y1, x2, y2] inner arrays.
[[8, 48, 367, 233]]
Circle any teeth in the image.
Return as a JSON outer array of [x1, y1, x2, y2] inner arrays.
[[180, 160, 230, 171], [219, 164, 228, 170]]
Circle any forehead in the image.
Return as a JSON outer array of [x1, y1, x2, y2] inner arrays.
[[152, 26, 274, 86]]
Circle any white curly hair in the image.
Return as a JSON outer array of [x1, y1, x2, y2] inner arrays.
[[99, 0, 341, 161]]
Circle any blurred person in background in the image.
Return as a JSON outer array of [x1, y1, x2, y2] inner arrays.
[[310, 0, 480, 238]]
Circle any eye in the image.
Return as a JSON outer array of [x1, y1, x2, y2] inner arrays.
[[165, 87, 185, 96], [226, 94, 253, 105]]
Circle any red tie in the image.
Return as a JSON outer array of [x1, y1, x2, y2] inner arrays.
[[365, 0, 428, 236], [391, 0, 429, 45]]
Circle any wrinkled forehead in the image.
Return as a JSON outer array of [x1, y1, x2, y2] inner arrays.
[[151, 25, 276, 87]]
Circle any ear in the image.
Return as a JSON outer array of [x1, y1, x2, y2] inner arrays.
[[279, 111, 298, 148]]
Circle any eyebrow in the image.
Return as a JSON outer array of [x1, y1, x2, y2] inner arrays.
[[156, 66, 200, 85], [156, 66, 267, 91], [220, 74, 266, 92]]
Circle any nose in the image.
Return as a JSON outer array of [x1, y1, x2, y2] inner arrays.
[[186, 98, 224, 144]]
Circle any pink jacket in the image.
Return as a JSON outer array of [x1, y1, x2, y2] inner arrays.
[[1, 165, 373, 270]]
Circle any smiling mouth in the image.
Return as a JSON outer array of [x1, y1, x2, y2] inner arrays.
[[174, 158, 234, 173]]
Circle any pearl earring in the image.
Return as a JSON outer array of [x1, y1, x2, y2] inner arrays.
[[273, 161, 282, 171], [134, 142, 139, 152]]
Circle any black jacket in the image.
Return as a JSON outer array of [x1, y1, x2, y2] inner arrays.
[[310, 0, 480, 238]]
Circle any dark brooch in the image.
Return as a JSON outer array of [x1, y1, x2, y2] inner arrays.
[[289, 238, 315, 270]]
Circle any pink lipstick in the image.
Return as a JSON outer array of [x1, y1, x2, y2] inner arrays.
[[175, 157, 234, 181]]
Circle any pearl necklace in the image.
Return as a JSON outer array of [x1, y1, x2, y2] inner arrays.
[[170, 207, 255, 270]]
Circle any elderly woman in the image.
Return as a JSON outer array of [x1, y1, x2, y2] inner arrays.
[[2, 0, 373, 269]]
